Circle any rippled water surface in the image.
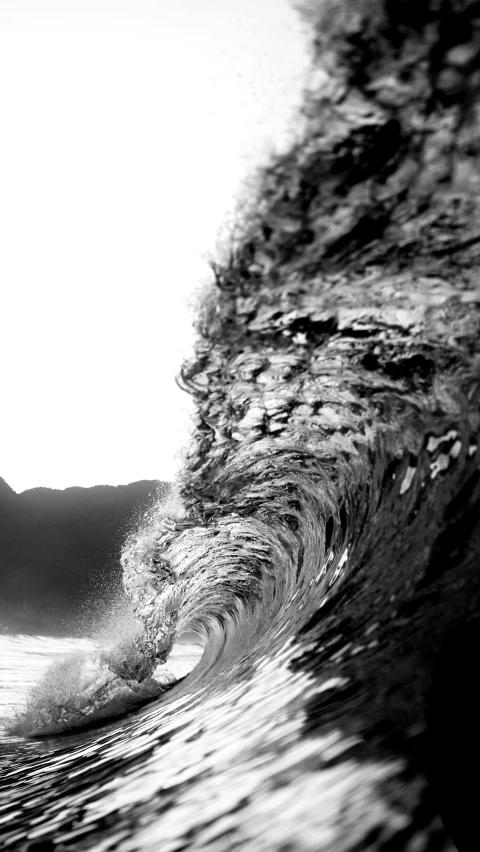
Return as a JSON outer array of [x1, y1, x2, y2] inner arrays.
[[3, 2, 480, 849], [0, 442, 446, 850]]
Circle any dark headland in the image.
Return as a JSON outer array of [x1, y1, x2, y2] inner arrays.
[[0, 477, 164, 636]]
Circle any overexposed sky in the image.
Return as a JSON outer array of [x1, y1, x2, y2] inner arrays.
[[0, 0, 309, 493]]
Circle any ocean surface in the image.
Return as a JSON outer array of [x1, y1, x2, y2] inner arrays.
[[0, 437, 465, 851], [0, 469, 405, 852], [2, 4, 480, 849]]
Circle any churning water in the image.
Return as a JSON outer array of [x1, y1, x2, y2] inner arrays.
[[2, 2, 479, 850], [0, 430, 464, 850]]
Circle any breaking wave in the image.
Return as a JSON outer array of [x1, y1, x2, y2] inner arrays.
[[2, 0, 480, 847], [1, 423, 471, 849]]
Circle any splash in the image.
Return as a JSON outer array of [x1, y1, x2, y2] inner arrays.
[[5, 625, 203, 738], [6, 520, 204, 738]]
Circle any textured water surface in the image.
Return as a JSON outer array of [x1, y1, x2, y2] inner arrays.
[[0, 438, 466, 851], [3, 1, 480, 849]]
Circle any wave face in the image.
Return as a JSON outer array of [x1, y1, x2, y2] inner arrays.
[[1, 420, 478, 849], [2, 3, 480, 851]]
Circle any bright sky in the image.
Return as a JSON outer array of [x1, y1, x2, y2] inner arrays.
[[0, 0, 309, 493]]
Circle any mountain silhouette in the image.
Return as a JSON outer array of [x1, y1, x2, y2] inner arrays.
[[0, 477, 165, 636]]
